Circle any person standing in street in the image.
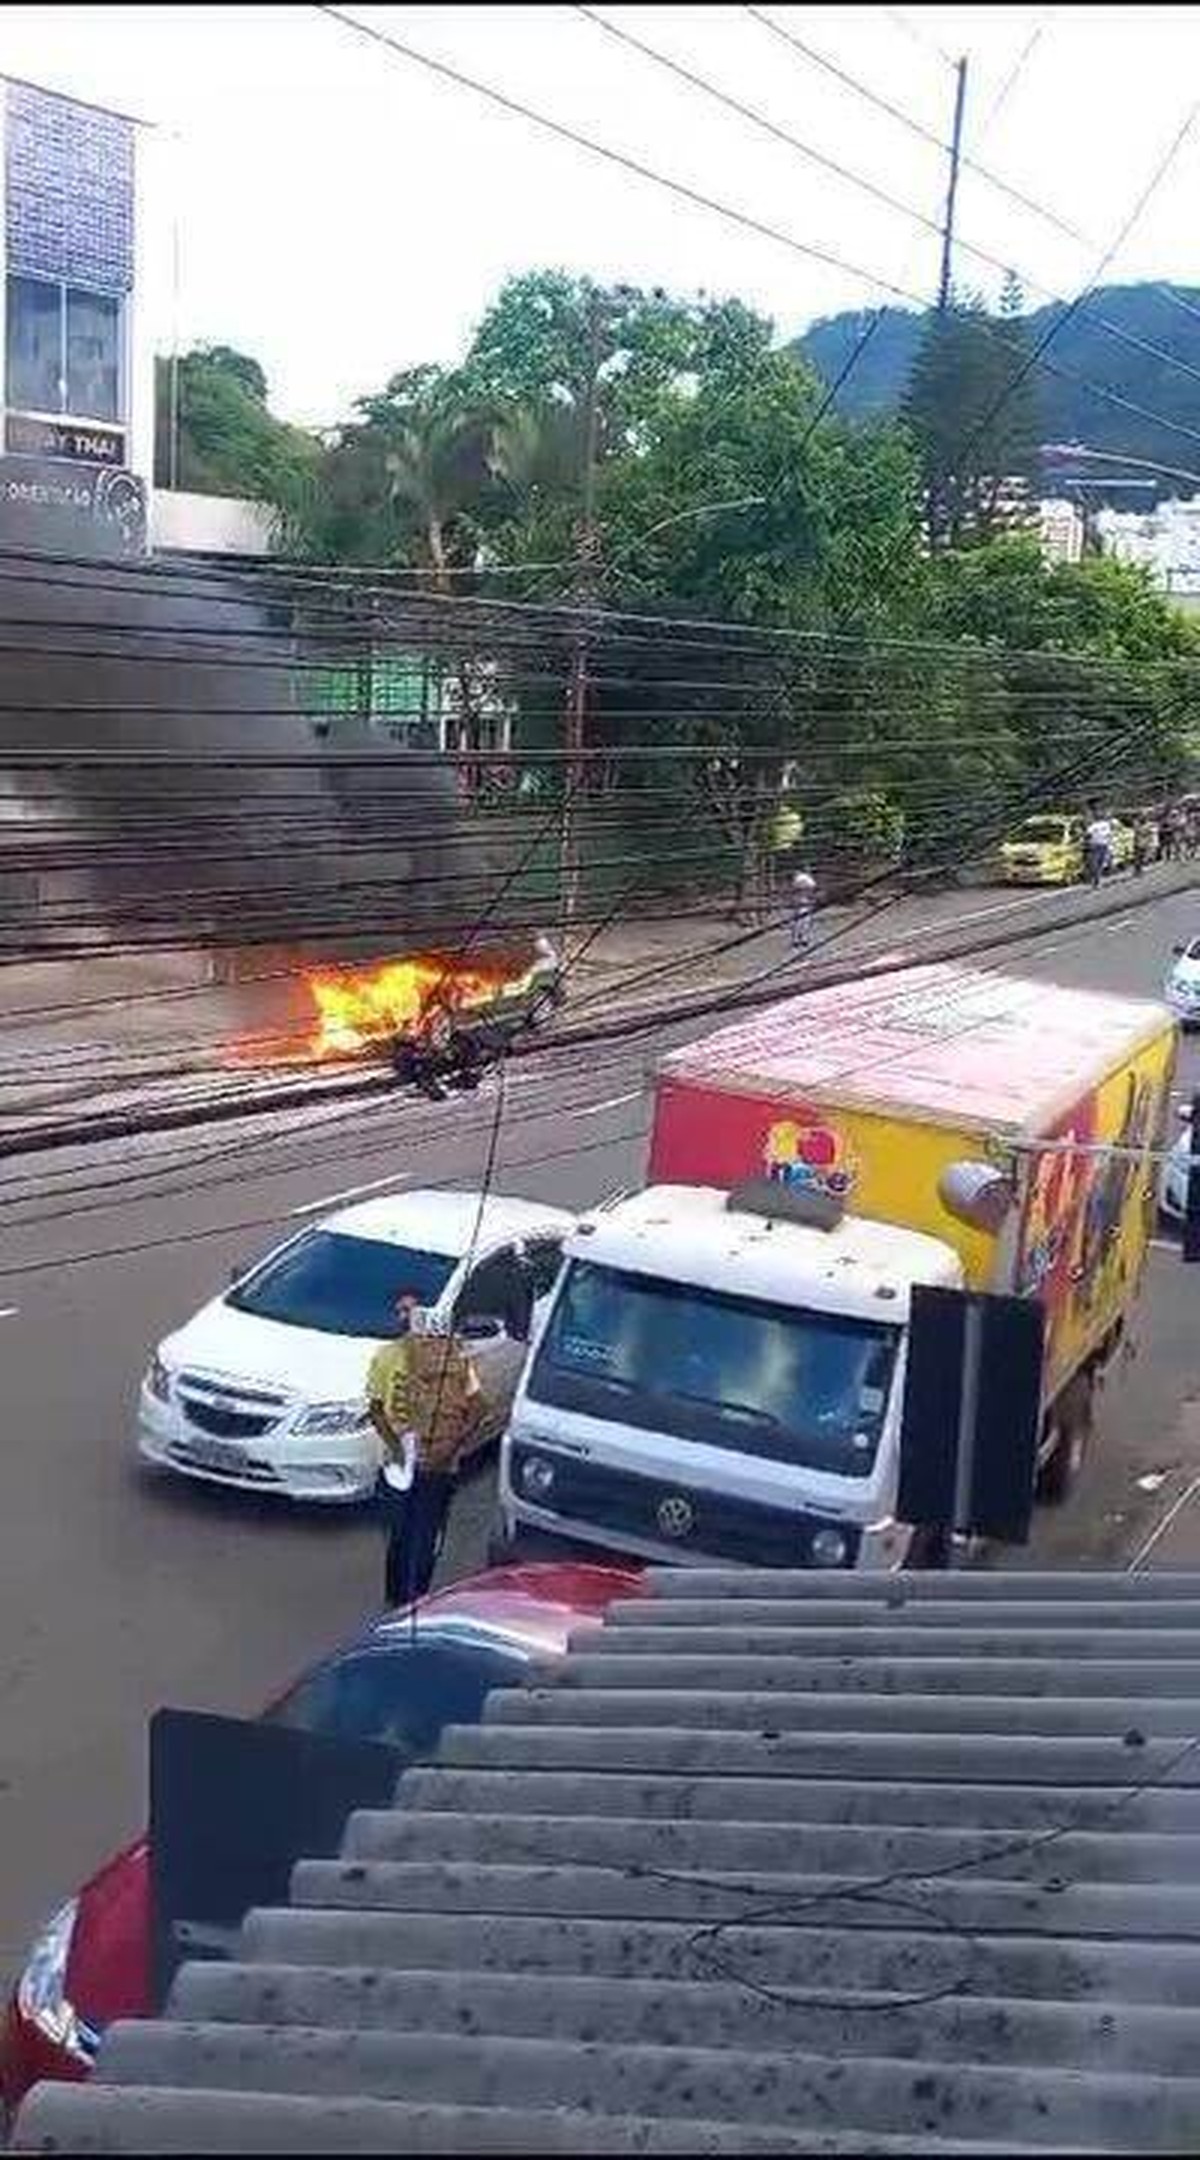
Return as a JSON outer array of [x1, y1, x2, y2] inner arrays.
[[1133, 816, 1155, 878], [366, 1295, 487, 1607], [1083, 810, 1113, 887], [789, 867, 817, 951]]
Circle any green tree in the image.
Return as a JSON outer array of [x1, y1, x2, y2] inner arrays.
[[154, 344, 316, 508], [902, 291, 1041, 547], [279, 365, 498, 579], [461, 275, 931, 915], [914, 534, 1200, 816], [373, 368, 496, 592]]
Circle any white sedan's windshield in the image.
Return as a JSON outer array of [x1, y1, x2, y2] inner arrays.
[[530, 1260, 898, 1477], [229, 1231, 456, 1337]]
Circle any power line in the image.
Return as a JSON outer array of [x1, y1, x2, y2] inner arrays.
[[4, 691, 1174, 1149], [314, 4, 923, 312], [552, 855, 1200, 1057], [3, 530, 1200, 676], [573, 4, 965, 260], [0, 1114, 652, 1280], [740, 5, 1085, 246], [975, 11, 1048, 136], [310, 0, 1200, 460], [944, 93, 1200, 503], [879, 5, 956, 71], [576, 4, 1200, 412]]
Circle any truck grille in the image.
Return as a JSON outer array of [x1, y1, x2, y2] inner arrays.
[[512, 1447, 859, 1567]]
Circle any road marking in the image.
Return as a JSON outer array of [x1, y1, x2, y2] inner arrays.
[[569, 1089, 643, 1119], [291, 1171, 412, 1218], [1150, 1237, 1180, 1254], [0, 1305, 18, 1320], [1127, 1468, 1200, 1572]]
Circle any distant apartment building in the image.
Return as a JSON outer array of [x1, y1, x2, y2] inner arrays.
[[0, 75, 155, 555], [1096, 496, 1200, 601], [1038, 496, 1085, 566]]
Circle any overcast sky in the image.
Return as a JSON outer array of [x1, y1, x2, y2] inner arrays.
[[2, 4, 1197, 425]]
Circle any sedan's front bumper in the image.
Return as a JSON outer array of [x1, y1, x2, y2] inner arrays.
[[136, 1390, 379, 1504], [1001, 861, 1073, 885]]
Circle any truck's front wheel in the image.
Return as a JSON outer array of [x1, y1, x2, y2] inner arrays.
[[1038, 1373, 1094, 1504]]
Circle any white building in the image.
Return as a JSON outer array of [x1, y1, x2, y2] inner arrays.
[[1095, 496, 1200, 600], [1038, 497, 1085, 566], [0, 74, 158, 555]]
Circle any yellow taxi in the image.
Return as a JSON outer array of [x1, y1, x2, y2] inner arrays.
[[999, 814, 1084, 885]]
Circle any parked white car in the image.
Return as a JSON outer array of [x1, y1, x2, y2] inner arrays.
[[1165, 936, 1200, 1028], [138, 1190, 573, 1502], [1161, 1115, 1195, 1226]]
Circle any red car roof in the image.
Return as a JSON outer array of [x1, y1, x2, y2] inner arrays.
[[52, 1562, 645, 2064], [394, 1561, 646, 1652]]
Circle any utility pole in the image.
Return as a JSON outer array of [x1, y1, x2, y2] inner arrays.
[[936, 55, 968, 312], [560, 291, 605, 931]]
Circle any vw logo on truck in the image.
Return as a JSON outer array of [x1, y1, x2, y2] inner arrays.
[[656, 1494, 696, 1540]]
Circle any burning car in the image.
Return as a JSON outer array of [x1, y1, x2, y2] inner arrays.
[[307, 933, 564, 1078]]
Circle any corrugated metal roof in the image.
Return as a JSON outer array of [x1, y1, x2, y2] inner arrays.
[[18, 1570, 1200, 2154]]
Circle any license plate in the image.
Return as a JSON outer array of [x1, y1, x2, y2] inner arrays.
[[186, 1437, 249, 1474]]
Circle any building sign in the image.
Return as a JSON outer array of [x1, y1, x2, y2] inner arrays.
[[5, 413, 127, 466], [0, 453, 146, 556]]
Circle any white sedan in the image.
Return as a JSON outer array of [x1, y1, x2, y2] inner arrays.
[[1161, 1119, 1195, 1227], [1165, 937, 1200, 1029], [137, 1190, 573, 1503]]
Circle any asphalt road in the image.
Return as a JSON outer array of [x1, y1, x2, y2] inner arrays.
[[1, 877, 1199, 1980]]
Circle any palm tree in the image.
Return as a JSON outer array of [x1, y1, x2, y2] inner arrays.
[[489, 403, 586, 510], [385, 399, 495, 595]]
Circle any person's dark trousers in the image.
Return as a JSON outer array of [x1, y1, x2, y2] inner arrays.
[[380, 1469, 455, 1606]]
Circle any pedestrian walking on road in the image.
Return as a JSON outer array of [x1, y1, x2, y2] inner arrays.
[[1133, 817, 1155, 878], [789, 867, 817, 951], [366, 1295, 487, 1607], [1083, 812, 1113, 888]]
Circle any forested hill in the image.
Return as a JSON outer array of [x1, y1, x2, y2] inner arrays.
[[797, 283, 1200, 475]]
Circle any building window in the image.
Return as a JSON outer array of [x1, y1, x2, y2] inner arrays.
[[7, 274, 58, 411], [6, 273, 121, 421]]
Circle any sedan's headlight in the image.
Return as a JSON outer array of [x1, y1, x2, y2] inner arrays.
[[295, 1402, 371, 1437], [16, 1900, 96, 2063], [520, 1452, 557, 1499], [145, 1352, 173, 1404]]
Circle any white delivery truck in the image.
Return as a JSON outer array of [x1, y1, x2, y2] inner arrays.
[[495, 963, 1176, 1570]]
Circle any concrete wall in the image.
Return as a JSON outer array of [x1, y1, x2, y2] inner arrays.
[[151, 489, 276, 557]]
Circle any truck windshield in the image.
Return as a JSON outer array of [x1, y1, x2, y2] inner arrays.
[[529, 1260, 898, 1478]]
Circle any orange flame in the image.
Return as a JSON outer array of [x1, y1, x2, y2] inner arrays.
[[306, 953, 521, 1062]]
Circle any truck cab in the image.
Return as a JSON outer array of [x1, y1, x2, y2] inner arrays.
[[497, 1183, 964, 1571]]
